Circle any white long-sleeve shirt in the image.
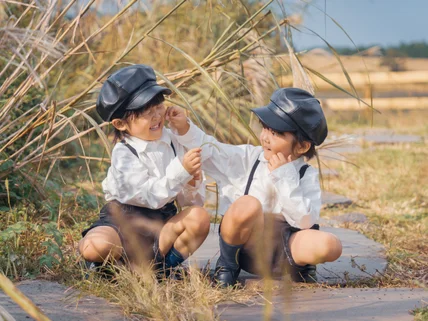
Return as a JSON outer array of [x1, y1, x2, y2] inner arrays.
[[102, 128, 205, 209], [175, 121, 321, 229]]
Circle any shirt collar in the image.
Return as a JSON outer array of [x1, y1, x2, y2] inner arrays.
[[125, 129, 172, 153]]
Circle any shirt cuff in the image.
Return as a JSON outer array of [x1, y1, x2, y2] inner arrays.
[[167, 156, 193, 184], [269, 161, 299, 184]]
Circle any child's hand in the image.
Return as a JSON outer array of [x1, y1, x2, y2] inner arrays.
[[268, 153, 294, 172], [166, 106, 189, 135], [187, 170, 201, 187], [182, 148, 202, 175]]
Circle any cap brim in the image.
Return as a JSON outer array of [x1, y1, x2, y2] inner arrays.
[[127, 84, 172, 110], [251, 103, 298, 133]]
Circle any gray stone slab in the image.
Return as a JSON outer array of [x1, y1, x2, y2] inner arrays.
[[363, 134, 422, 145], [318, 145, 363, 161], [318, 217, 340, 227], [321, 191, 353, 208], [0, 280, 127, 321], [217, 288, 427, 321], [332, 212, 368, 224], [188, 224, 387, 285], [355, 129, 422, 145]]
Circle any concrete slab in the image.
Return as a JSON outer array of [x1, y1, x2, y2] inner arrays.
[[0, 280, 126, 321], [332, 212, 368, 224], [318, 217, 340, 227], [188, 224, 387, 285], [355, 129, 422, 145], [317, 145, 363, 162], [363, 134, 422, 145], [217, 288, 427, 321], [321, 191, 353, 208]]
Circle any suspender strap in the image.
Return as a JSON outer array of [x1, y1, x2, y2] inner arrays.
[[121, 140, 138, 158], [121, 140, 177, 158], [244, 159, 310, 195], [170, 142, 177, 157], [244, 159, 260, 195], [299, 164, 310, 179]]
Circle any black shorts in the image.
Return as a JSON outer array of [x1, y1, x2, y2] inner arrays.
[[82, 200, 177, 261], [219, 215, 319, 277]]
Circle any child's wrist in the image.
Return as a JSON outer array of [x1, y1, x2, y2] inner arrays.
[[177, 123, 190, 135]]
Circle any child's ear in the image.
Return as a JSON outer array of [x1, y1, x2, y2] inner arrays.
[[111, 119, 127, 131], [295, 141, 311, 155]]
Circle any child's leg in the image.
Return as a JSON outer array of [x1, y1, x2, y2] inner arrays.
[[78, 226, 123, 262], [215, 195, 264, 286], [289, 229, 342, 266], [157, 205, 210, 265], [220, 195, 263, 245]]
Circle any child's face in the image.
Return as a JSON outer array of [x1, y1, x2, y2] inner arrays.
[[122, 103, 166, 141], [259, 127, 296, 161]]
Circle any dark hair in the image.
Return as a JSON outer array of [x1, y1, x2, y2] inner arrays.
[[290, 130, 316, 160], [112, 93, 165, 144], [260, 121, 316, 160]]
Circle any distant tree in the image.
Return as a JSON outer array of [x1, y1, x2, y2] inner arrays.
[[332, 41, 428, 58], [380, 49, 407, 71], [395, 41, 428, 58]]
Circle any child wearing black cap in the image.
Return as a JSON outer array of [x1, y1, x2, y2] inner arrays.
[[168, 88, 342, 286], [79, 64, 210, 276]]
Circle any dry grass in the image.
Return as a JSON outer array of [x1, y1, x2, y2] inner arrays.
[[67, 264, 262, 321], [3, 0, 425, 320], [412, 305, 428, 321], [320, 141, 427, 287], [299, 54, 428, 73], [326, 109, 428, 136]]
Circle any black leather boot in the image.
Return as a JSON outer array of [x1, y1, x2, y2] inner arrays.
[[214, 234, 243, 287], [291, 264, 317, 283]]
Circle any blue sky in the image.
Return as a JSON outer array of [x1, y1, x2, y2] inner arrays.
[[283, 0, 428, 49], [72, 0, 427, 50]]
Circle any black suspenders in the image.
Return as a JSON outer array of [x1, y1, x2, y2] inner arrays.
[[244, 159, 260, 195], [120, 140, 177, 158], [170, 142, 176, 157], [299, 164, 310, 179], [244, 157, 310, 195]]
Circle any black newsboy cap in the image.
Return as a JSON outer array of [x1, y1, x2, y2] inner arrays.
[[251, 88, 328, 146], [96, 64, 172, 122]]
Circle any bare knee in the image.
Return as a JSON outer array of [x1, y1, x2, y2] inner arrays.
[[184, 206, 210, 237], [226, 195, 262, 226], [78, 227, 122, 262], [319, 233, 342, 262]]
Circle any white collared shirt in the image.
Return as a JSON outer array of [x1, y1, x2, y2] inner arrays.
[[175, 122, 321, 229], [102, 128, 205, 209]]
